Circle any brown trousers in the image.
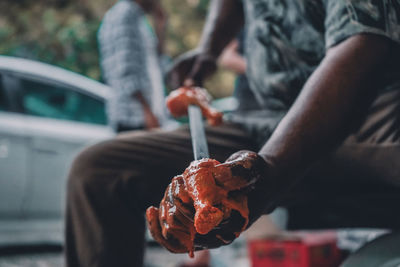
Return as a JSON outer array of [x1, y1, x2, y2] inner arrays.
[[65, 90, 400, 267]]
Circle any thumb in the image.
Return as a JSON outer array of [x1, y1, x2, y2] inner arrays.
[[183, 79, 195, 87]]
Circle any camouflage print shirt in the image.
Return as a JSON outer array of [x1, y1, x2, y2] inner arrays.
[[227, 0, 400, 147]]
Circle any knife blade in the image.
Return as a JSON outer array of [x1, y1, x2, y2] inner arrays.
[[188, 105, 209, 160]]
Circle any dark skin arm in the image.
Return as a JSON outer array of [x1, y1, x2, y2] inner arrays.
[[168, 0, 244, 88], [218, 39, 247, 74], [157, 0, 394, 253], [136, 0, 167, 54], [197, 0, 244, 59], [133, 91, 160, 129], [182, 2, 391, 190], [151, 2, 167, 55], [258, 34, 392, 197]]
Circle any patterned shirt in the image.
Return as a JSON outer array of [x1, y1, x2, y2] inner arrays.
[[227, 0, 400, 146], [98, 0, 168, 129]]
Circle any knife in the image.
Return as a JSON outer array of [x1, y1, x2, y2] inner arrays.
[[188, 105, 209, 160]]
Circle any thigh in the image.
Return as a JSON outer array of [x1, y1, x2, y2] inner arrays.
[[337, 90, 400, 184], [291, 88, 400, 190], [280, 89, 400, 229], [86, 122, 257, 212], [319, 88, 400, 185]]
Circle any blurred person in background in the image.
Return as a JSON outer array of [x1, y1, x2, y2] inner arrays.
[[65, 1, 400, 267], [218, 29, 261, 113], [98, 0, 170, 132]]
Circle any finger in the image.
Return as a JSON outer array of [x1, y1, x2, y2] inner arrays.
[[184, 79, 195, 87], [223, 150, 267, 186], [166, 67, 183, 90], [159, 180, 193, 236], [169, 175, 192, 205], [191, 206, 248, 250], [187, 67, 204, 87], [158, 178, 197, 246], [166, 61, 193, 89], [221, 193, 249, 232], [146, 206, 188, 253], [188, 58, 217, 87], [212, 164, 248, 191], [194, 205, 224, 235], [194, 195, 249, 249], [172, 199, 195, 222], [159, 199, 191, 237], [193, 225, 236, 249], [168, 176, 195, 221], [152, 197, 198, 256]]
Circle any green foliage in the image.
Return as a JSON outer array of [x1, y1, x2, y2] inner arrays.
[[0, 2, 102, 80], [0, 0, 234, 97]]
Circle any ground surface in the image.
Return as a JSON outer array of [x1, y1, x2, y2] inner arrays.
[[0, 241, 249, 267], [0, 229, 387, 267]]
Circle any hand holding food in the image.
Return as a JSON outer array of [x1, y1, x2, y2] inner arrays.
[[166, 86, 223, 126], [146, 151, 269, 257]]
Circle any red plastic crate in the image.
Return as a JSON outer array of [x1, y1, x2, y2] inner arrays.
[[248, 231, 342, 267]]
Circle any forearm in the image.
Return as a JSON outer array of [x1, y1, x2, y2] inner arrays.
[[258, 35, 392, 184], [152, 6, 167, 54], [133, 91, 151, 112], [219, 53, 246, 74], [197, 0, 244, 59], [133, 91, 159, 128], [154, 21, 166, 54]]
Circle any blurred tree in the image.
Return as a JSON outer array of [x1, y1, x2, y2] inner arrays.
[[0, 0, 234, 98]]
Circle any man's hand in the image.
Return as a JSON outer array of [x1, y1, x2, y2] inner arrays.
[[166, 86, 223, 126], [146, 151, 276, 255], [166, 0, 244, 89], [144, 109, 160, 129], [166, 50, 217, 89], [132, 91, 160, 129], [218, 39, 247, 74]]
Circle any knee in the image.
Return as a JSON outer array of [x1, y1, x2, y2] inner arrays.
[[67, 140, 113, 193]]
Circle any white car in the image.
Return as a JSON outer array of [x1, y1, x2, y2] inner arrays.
[[0, 56, 114, 246]]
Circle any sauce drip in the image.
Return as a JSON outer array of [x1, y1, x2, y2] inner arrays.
[[146, 158, 250, 257], [166, 87, 223, 126]]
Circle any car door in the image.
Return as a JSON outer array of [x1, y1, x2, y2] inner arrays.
[[0, 73, 29, 217], [13, 75, 114, 218]]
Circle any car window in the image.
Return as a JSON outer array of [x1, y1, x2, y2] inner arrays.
[[0, 74, 9, 111], [19, 78, 107, 125]]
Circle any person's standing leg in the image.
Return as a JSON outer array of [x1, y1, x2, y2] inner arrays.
[[64, 123, 257, 267]]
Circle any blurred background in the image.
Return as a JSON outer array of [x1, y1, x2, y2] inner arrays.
[[0, 0, 239, 266], [0, 0, 235, 98], [0, 1, 393, 266]]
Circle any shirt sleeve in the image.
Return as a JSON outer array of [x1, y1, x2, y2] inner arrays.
[[324, 0, 400, 49], [98, 2, 151, 96]]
